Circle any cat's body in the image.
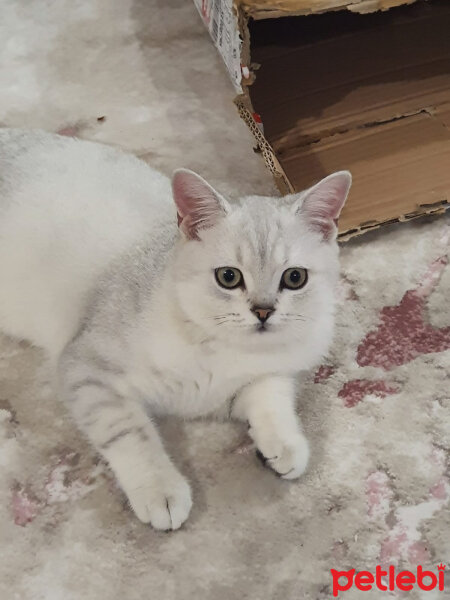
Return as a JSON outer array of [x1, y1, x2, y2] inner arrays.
[[0, 129, 351, 529], [0, 129, 174, 357]]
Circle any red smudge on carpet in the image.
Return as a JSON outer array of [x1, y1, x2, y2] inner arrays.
[[314, 365, 335, 383], [11, 486, 41, 526], [357, 256, 450, 370], [338, 379, 400, 407], [57, 125, 80, 137], [366, 471, 392, 519]]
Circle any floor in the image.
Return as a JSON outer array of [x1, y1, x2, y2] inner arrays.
[[0, 1, 449, 599]]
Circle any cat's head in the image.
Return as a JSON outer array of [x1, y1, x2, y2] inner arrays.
[[171, 169, 351, 350]]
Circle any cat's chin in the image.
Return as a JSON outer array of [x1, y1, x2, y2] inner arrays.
[[235, 323, 290, 341], [235, 326, 292, 349], [217, 324, 279, 341]]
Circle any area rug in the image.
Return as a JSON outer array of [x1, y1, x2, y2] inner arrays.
[[0, 1, 449, 599]]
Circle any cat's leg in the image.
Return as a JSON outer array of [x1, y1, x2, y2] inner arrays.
[[232, 375, 309, 479], [59, 358, 192, 529]]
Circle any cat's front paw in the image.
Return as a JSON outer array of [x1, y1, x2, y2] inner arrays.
[[125, 468, 192, 530], [252, 430, 309, 480]]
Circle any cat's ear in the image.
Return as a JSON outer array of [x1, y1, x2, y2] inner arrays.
[[172, 169, 230, 240], [294, 171, 352, 241]]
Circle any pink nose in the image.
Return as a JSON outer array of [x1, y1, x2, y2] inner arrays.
[[252, 307, 274, 323]]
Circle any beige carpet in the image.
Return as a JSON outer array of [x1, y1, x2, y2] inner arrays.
[[0, 1, 449, 599]]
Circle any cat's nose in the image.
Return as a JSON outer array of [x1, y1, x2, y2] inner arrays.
[[251, 306, 275, 323]]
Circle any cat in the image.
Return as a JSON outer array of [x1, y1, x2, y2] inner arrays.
[[0, 128, 351, 530]]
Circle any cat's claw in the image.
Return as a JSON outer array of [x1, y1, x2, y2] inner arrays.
[[252, 430, 309, 480], [267, 438, 309, 479], [126, 470, 192, 530]]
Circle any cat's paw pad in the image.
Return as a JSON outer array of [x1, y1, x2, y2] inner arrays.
[[253, 432, 309, 480], [126, 471, 192, 530]]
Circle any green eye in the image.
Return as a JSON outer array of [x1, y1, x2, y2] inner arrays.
[[215, 267, 243, 289], [281, 268, 308, 290]]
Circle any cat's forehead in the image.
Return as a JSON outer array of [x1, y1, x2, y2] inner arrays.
[[198, 195, 325, 271], [235, 220, 287, 267], [226, 196, 303, 266]]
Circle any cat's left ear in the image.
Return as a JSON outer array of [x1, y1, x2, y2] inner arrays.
[[172, 169, 230, 240], [294, 171, 352, 241]]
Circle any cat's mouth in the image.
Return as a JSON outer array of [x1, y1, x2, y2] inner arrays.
[[256, 323, 270, 333]]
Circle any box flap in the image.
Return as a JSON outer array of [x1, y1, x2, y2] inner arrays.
[[245, 0, 450, 237], [281, 110, 450, 234]]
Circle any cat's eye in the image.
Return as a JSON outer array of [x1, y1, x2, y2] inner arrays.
[[281, 268, 308, 290], [215, 267, 243, 289]]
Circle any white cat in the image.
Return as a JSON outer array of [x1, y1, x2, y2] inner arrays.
[[0, 129, 351, 530]]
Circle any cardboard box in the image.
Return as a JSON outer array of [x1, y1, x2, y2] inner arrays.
[[194, 0, 450, 239]]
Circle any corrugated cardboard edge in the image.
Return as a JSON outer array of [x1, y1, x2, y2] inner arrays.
[[234, 95, 293, 194], [237, 0, 420, 19], [234, 2, 292, 195], [233, 0, 450, 240], [337, 204, 449, 241]]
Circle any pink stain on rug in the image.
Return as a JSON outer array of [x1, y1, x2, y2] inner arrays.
[[364, 471, 431, 566], [45, 451, 99, 504], [338, 379, 400, 408], [331, 540, 349, 561], [379, 448, 449, 567], [11, 451, 102, 525], [11, 486, 42, 526], [57, 124, 81, 137], [366, 470, 393, 520], [314, 365, 335, 383], [357, 256, 450, 370], [380, 533, 431, 567]]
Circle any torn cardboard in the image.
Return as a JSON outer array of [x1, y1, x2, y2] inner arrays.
[[196, 0, 450, 239], [237, 0, 422, 19]]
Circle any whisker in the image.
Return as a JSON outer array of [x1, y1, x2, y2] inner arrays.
[[284, 316, 304, 323], [212, 313, 240, 320], [280, 318, 307, 322], [279, 313, 315, 322], [216, 318, 245, 326]]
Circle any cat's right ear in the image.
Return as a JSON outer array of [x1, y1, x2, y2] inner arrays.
[[172, 169, 230, 240]]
